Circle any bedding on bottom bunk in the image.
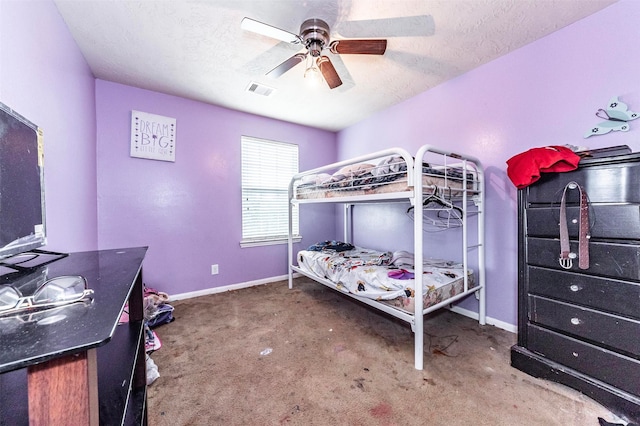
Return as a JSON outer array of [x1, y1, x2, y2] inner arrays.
[[296, 242, 475, 314]]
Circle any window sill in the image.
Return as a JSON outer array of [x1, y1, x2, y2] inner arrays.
[[240, 236, 301, 248]]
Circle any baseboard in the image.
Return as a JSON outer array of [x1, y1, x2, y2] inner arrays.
[[449, 305, 517, 334], [170, 274, 517, 334], [170, 273, 301, 301]]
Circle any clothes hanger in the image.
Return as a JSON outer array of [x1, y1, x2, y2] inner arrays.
[[406, 186, 464, 231], [422, 187, 462, 213]]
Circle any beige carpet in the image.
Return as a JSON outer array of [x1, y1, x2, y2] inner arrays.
[[147, 277, 618, 425]]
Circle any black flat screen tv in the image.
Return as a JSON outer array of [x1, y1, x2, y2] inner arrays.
[[0, 101, 46, 260]]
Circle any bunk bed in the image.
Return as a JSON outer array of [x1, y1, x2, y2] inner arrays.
[[287, 145, 485, 370]]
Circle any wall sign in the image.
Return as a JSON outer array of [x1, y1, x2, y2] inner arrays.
[[130, 110, 176, 161]]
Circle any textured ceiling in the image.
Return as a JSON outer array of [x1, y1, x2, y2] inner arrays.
[[54, 0, 616, 132]]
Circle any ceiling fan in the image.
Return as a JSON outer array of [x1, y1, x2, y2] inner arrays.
[[241, 17, 387, 89]]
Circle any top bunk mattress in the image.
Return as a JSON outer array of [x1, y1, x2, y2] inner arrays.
[[293, 152, 479, 202]]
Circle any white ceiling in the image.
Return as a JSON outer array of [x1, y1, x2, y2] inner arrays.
[[54, 0, 616, 132]]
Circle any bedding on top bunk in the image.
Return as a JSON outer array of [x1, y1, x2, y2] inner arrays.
[[294, 155, 476, 200], [296, 241, 475, 314]]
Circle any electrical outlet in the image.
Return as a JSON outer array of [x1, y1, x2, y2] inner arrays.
[[211, 264, 219, 275]]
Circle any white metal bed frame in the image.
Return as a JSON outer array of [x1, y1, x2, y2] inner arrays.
[[287, 145, 486, 370]]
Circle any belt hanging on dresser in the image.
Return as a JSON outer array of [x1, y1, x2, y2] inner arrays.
[[559, 181, 590, 270]]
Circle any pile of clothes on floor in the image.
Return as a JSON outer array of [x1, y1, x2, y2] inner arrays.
[[118, 285, 174, 385], [143, 285, 174, 385]]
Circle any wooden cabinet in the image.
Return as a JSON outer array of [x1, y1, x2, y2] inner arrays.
[[511, 153, 640, 423], [0, 247, 148, 425]]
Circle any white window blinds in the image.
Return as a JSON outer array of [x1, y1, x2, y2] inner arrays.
[[241, 136, 299, 246]]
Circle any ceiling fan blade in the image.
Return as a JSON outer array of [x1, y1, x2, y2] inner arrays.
[[317, 56, 343, 89], [334, 15, 435, 38], [241, 17, 302, 44], [266, 53, 306, 78], [329, 39, 387, 55]]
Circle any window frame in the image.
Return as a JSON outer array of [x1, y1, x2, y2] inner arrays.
[[240, 136, 301, 248]]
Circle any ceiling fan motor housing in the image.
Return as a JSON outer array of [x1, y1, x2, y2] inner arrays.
[[300, 18, 330, 57]]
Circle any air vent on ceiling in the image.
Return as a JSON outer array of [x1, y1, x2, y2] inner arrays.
[[246, 82, 275, 97]]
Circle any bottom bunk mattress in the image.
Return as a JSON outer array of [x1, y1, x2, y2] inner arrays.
[[296, 243, 475, 314]]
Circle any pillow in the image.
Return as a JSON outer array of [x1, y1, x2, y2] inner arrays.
[[329, 163, 375, 183], [372, 156, 407, 176], [300, 173, 332, 186]]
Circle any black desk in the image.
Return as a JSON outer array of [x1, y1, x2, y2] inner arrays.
[[0, 247, 148, 425]]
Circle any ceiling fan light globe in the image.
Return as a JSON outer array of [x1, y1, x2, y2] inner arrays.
[[304, 66, 322, 85]]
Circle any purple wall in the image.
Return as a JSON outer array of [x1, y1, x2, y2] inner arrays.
[[337, 0, 640, 326], [95, 81, 336, 294], [1, 1, 98, 253]]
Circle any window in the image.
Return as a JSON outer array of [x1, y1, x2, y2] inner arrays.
[[241, 136, 300, 247]]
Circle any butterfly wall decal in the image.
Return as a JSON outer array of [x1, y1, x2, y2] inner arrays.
[[584, 96, 639, 138]]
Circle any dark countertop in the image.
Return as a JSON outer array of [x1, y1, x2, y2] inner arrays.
[[0, 247, 147, 373]]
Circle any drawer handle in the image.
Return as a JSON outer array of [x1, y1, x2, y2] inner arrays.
[[570, 317, 581, 325], [569, 284, 581, 292]]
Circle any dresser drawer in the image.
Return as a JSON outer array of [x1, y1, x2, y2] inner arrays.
[[529, 295, 640, 356], [527, 237, 640, 281], [527, 324, 640, 396], [526, 204, 640, 240], [527, 266, 640, 319], [526, 159, 640, 204]]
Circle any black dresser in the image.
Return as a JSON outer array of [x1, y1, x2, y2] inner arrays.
[[510, 152, 640, 423]]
